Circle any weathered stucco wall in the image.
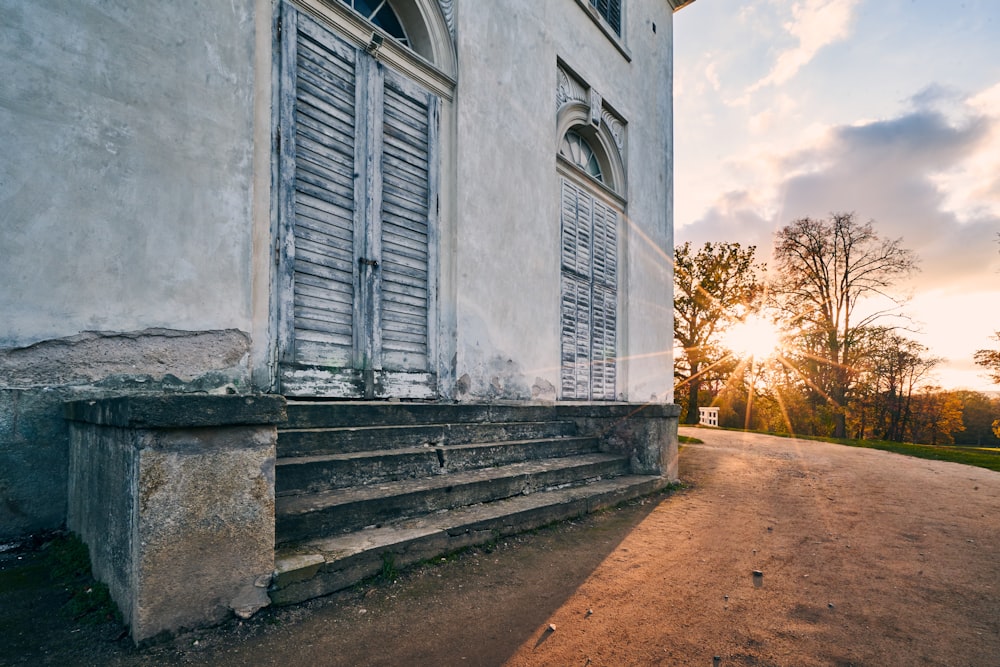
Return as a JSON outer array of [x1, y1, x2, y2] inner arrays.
[[451, 1, 675, 402], [0, 0, 678, 541], [0, 330, 252, 541], [0, 0, 256, 346], [0, 1, 260, 541]]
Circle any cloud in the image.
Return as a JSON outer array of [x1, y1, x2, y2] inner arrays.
[[929, 81, 1000, 221], [747, 93, 799, 134], [747, 0, 861, 93], [677, 89, 1000, 390], [704, 62, 721, 92], [678, 91, 1000, 291]]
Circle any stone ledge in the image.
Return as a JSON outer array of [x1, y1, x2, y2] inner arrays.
[[64, 394, 287, 428], [555, 402, 681, 419]]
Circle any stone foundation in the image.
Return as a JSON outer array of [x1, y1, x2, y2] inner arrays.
[[557, 403, 681, 479], [65, 394, 285, 643]]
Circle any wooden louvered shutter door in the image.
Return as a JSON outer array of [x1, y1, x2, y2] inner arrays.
[[559, 178, 618, 401], [375, 68, 436, 379], [591, 199, 618, 400], [560, 180, 593, 399], [278, 6, 363, 395], [277, 3, 439, 398], [290, 15, 358, 368]]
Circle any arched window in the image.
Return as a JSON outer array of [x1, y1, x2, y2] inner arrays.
[[555, 67, 627, 401], [560, 130, 603, 183], [323, 0, 456, 76], [338, 0, 411, 48]]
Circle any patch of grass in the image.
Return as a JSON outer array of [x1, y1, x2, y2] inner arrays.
[[63, 580, 120, 624], [378, 552, 398, 583], [45, 533, 91, 580], [822, 438, 1000, 472], [678, 435, 703, 444], [707, 427, 1000, 473], [43, 534, 123, 625]]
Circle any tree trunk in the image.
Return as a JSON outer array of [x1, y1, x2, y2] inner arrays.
[[832, 380, 848, 439], [685, 364, 701, 425]]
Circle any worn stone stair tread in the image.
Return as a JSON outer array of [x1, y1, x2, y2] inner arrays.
[[275, 452, 624, 518], [275, 435, 597, 466], [281, 402, 570, 429], [270, 473, 667, 605], [275, 419, 580, 457], [294, 474, 661, 556], [277, 420, 576, 435]]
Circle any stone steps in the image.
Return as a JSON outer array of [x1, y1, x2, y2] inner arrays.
[[275, 435, 600, 495], [271, 473, 666, 606], [282, 401, 565, 429], [277, 420, 579, 457], [270, 401, 675, 606], [275, 452, 628, 544]]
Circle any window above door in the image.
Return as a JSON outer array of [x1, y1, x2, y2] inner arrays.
[[293, 0, 457, 97], [336, 0, 411, 48]]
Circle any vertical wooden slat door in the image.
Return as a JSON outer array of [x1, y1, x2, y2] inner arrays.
[[560, 180, 593, 399], [559, 178, 618, 401], [590, 197, 618, 400], [277, 3, 437, 398], [374, 67, 438, 397]]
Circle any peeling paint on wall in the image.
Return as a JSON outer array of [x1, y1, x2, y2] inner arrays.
[[0, 328, 252, 542], [0, 328, 250, 388], [454, 352, 532, 401]]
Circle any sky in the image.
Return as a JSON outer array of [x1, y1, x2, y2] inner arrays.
[[673, 0, 1000, 393]]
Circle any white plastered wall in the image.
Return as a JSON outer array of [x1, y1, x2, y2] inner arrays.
[[450, 0, 675, 403]]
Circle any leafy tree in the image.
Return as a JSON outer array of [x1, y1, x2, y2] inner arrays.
[[770, 213, 917, 438], [975, 329, 1000, 441], [909, 387, 965, 445], [974, 331, 1000, 385], [950, 391, 1000, 447], [673, 241, 764, 424]]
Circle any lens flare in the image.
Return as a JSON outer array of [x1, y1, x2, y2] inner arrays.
[[722, 316, 783, 359]]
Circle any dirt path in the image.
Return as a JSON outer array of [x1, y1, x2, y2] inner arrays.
[[505, 429, 1000, 666], [4, 428, 999, 666]]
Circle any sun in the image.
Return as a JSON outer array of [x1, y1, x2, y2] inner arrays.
[[722, 315, 783, 359]]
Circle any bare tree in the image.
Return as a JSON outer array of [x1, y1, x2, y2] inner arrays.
[[770, 213, 917, 438], [674, 241, 764, 424], [854, 330, 938, 442]]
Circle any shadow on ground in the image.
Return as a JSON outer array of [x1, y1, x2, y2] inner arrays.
[[0, 491, 671, 667]]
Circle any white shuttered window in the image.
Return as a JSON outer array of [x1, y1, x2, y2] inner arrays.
[[560, 179, 618, 400]]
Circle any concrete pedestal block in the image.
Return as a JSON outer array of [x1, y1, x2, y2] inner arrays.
[[65, 394, 286, 643], [556, 403, 681, 480]]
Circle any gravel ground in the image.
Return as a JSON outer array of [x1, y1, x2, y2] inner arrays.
[[2, 427, 998, 666]]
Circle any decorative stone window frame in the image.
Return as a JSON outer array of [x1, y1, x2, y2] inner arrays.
[[556, 62, 628, 402], [556, 63, 627, 202], [286, 0, 457, 97], [573, 0, 631, 62]]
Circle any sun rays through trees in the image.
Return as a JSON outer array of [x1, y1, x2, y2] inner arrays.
[[672, 213, 995, 445], [673, 241, 765, 425]]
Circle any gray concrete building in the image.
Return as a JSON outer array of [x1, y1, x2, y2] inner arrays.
[[1, 0, 690, 640]]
